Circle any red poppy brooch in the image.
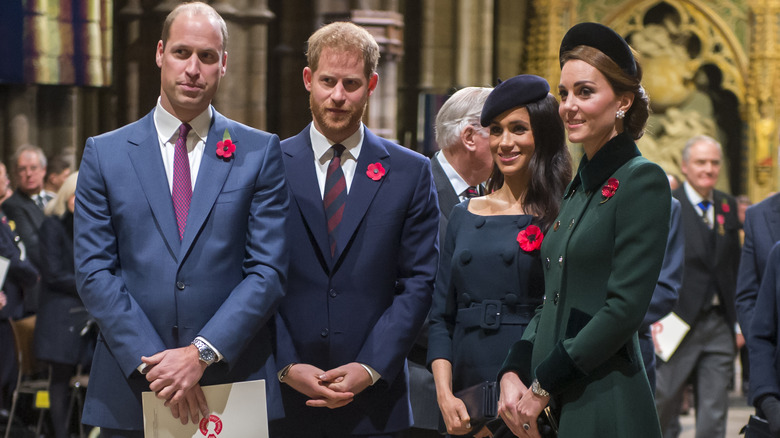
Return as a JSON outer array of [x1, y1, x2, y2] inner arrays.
[[517, 224, 544, 252], [216, 129, 235, 160], [720, 199, 730, 213], [366, 162, 386, 181], [600, 178, 619, 204]]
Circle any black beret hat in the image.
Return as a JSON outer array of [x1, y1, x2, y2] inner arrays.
[[559, 22, 637, 77], [479, 74, 550, 127]]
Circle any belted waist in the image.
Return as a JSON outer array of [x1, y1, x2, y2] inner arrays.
[[456, 299, 535, 330]]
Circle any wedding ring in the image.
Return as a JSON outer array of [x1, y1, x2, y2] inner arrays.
[[523, 423, 531, 431]]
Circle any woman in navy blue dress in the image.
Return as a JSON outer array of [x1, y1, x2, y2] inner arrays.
[[427, 75, 572, 437]]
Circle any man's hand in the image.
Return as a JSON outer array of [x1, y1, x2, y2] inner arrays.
[[317, 362, 372, 396], [168, 384, 209, 425], [142, 345, 206, 405], [282, 363, 354, 409]]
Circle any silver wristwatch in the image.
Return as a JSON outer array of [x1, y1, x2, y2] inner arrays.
[[192, 338, 217, 366], [531, 379, 550, 398]]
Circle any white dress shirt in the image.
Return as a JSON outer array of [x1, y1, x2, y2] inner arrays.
[[309, 123, 364, 198], [153, 98, 210, 193]]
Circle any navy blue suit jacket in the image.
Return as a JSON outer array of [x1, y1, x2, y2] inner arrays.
[[275, 124, 439, 435], [737, 192, 780, 343], [74, 108, 289, 431], [748, 241, 780, 406]]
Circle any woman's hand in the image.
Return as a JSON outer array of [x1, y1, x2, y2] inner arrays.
[[498, 372, 548, 437], [437, 392, 472, 436]]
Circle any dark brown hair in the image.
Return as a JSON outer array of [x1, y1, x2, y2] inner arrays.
[[561, 45, 649, 140], [486, 95, 573, 231]]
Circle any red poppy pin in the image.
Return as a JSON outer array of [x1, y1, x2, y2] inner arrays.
[[517, 224, 544, 252], [600, 178, 619, 204], [366, 162, 386, 181], [720, 199, 730, 213], [216, 129, 235, 160]]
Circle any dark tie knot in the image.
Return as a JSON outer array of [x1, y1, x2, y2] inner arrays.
[[332, 143, 346, 158], [462, 186, 480, 198]]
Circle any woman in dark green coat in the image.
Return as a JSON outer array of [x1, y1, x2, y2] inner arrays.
[[497, 23, 670, 437]]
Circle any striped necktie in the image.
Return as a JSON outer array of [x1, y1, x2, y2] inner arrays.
[[324, 144, 346, 256]]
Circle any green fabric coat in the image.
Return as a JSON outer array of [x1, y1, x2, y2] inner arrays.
[[501, 132, 669, 437]]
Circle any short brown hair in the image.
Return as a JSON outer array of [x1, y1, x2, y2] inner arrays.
[[561, 45, 650, 140], [306, 22, 380, 79], [161, 2, 228, 52]]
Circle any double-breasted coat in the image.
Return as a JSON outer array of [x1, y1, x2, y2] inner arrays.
[[501, 133, 669, 437]]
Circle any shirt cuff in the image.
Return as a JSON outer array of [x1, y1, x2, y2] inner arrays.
[[360, 363, 381, 385], [195, 336, 224, 362]]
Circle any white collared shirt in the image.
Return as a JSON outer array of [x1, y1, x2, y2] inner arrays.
[[309, 124, 364, 198], [153, 98, 211, 193], [683, 181, 714, 227], [435, 151, 473, 201]]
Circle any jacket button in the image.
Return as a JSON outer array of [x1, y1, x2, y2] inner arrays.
[[553, 293, 560, 305], [569, 218, 575, 229], [554, 221, 560, 231], [545, 257, 551, 269], [329, 289, 337, 298], [321, 328, 329, 337], [176, 281, 186, 290], [558, 256, 563, 266]]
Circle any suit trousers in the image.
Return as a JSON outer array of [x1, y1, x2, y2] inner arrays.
[[655, 307, 735, 438]]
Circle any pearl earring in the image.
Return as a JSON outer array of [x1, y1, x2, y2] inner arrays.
[[616, 109, 626, 119]]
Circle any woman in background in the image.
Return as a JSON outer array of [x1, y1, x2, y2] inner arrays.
[[497, 23, 670, 437], [34, 172, 95, 438], [427, 75, 571, 437]]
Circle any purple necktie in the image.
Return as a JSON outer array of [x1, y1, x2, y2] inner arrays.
[[324, 144, 346, 256], [172, 123, 192, 240]]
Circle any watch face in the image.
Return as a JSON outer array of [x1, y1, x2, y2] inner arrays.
[[200, 348, 215, 363]]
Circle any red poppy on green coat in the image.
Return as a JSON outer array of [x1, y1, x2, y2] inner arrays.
[[600, 178, 619, 204], [517, 225, 544, 252]]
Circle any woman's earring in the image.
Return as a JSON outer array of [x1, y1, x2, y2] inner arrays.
[[616, 109, 626, 119]]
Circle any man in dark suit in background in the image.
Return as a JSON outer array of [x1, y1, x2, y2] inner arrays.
[[3, 144, 50, 313], [655, 135, 741, 438], [737, 191, 780, 351], [74, 3, 288, 436], [273, 21, 439, 438], [404, 86, 492, 438]]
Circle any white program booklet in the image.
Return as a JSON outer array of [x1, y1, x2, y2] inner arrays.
[[142, 379, 268, 438], [652, 312, 690, 362], [0, 255, 10, 288]]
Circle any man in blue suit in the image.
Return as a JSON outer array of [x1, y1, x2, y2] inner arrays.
[[74, 3, 288, 436], [272, 22, 439, 437]]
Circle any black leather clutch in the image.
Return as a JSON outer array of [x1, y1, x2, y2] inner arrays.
[[438, 381, 498, 436]]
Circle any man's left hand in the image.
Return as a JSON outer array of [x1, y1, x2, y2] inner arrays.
[[317, 362, 372, 397], [143, 345, 207, 404]]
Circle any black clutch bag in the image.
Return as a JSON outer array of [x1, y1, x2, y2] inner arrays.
[[740, 415, 773, 438], [438, 381, 498, 436]]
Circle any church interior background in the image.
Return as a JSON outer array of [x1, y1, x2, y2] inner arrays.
[[0, 0, 777, 202]]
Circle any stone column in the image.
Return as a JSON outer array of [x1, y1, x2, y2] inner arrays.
[[747, 0, 780, 199]]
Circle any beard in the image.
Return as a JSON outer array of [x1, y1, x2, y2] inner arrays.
[[309, 94, 367, 141]]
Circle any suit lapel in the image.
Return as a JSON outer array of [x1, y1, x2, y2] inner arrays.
[[431, 153, 459, 219], [127, 112, 181, 258], [283, 126, 331, 261], [769, 195, 780, 244], [179, 110, 234, 261], [333, 129, 389, 263]]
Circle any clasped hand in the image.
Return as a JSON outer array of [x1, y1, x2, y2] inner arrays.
[[142, 345, 209, 425], [498, 372, 548, 438], [283, 362, 373, 409]]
